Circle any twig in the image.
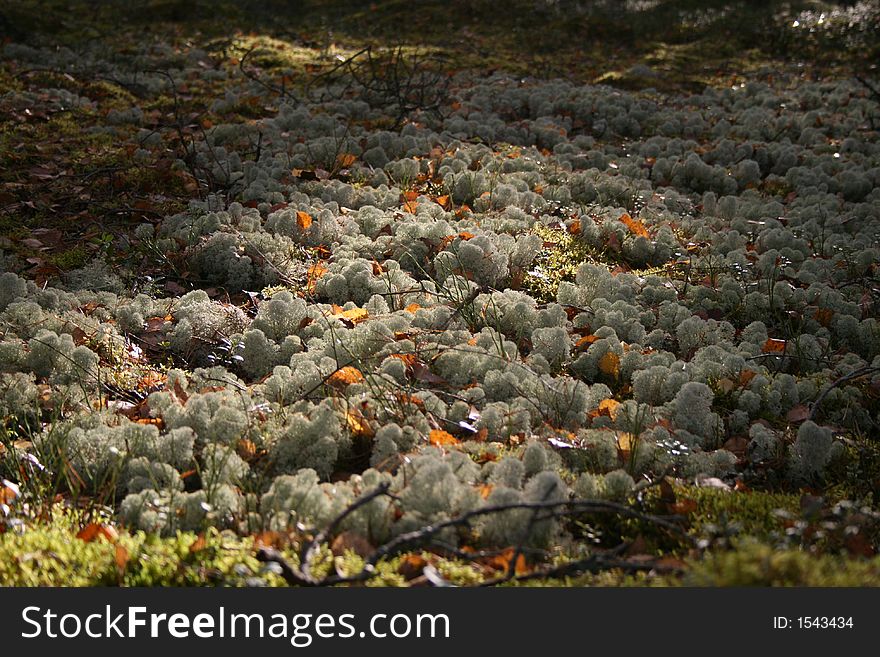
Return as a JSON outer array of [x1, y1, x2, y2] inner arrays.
[[809, 366, 879, 421]]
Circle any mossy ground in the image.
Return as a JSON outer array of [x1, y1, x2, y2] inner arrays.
[[2, 0, 879, 586]]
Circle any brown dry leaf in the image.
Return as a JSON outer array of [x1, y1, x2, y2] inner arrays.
[[598, 398, 621, 420], [739, 369, 757, 387], [814, 307, 834, 327], [458, 231, 476, 240], [172, 378, 189, 404], [786, 405, 810, 423], [398, 554, 428, 580], [328, 366, 365, 387], [716, 378, 735, 394], [568, 219, 581, 235], [402, 200, 419, 214], [477, 483, 494, 500], [429, 429, 459, 447], [722, 435, 749, 457], [404, 303, 421, 313], [336, 153, 357, 168], [402, 190, 419, 202], [254, 531, 285, 548], [598, 351, 620, 378], [434, 195, 450, 209], [296, 211, 313, 230], [762, 338, 787, 353], [372, 260, 384, 275], [237, 438, 257, 461], [619, 212, 649, 238], [670, 499, 698, 515], [76, 523, 118, 543], [331, 531, 374, 558]]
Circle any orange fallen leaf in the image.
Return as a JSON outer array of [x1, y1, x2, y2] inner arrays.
[[597, 398, 621, 420], [404, 303, 422, 313], [762, 338, 787, 353], [403, 200, 419, 214], [598, 351, 620, 378], [488, 548, 528, 574], [670, 499, 698, 515], [619, 212, 649, 238], [575, 334, 600, 349], [296, 211, 313, 230], [346, 411, 374, 438], [617, 431, 638, 455], [434, 195, 450, 209], [115, 544, 130, 570], [814, 308, 834, 327], [429, 429, 459, 447], [739, 369, 757, 386], [477, 483, 494, 499], [306, 262, 328, 294], [458, 231, 475, 240], [336, 153, 357, 168], [76, 523, 118, 543], [328, 366, 365, 387], [333, 307, 369, 324], [568, 219, 581, 235]]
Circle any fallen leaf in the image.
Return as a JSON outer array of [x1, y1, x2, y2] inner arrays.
[[739, 369, 757, 386], [237, 438, 257, 461], [76, 523, 118, 543], [488, 548, 528, 574], [598, 351, 620, 378], [786, 405, 810, 423], [616, 431, 638, 456], [306, 262, 328, 294], [619, 212, 649, 238], [429, 429, 459, 447], [598, 398, 620, 420], [575, 334, 600, 349], [814, 308, 834, 327], [296, 211, 313, 230], [331, 531, 374, 558], [477, 483, 494, 499], [670, 499, 698, 515], [115, 544, 130, 570], [346, 411, 374, 438], [336, 153, 357, 168], [328, 366, 365, 387], [404, 303, 421, 313], [398, 554, 428, 580], [762, 338, 787, 353], [403, 200, 418, 213], [332, 307, 369, 324]]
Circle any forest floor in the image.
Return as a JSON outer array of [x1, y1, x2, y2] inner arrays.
[[1, 0, 880, 586]]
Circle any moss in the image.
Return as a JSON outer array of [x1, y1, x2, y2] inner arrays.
[[0, 515, 286, 586], [48, 245, 90, 270], [681, 487, 801, 541], [522, 224, 601, 303], [684, 541, 880, 587]]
